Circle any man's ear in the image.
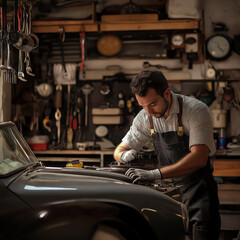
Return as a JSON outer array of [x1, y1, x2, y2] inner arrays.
[[164, 88, 171, 98]]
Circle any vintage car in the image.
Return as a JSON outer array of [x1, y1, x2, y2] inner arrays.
[[0, 121, 189, 240]]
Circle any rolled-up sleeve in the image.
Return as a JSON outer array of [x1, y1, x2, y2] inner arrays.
[[122, 111, 151, 151], [188, 105, 216, 156]]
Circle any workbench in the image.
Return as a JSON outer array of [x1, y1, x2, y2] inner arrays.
[[212, 152, 240, 233]]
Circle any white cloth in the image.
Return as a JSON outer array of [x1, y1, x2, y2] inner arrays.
[[122, 92, 216, 156]]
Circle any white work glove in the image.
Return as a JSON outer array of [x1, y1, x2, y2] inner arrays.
[[125, 168, 162, 183], [120, 149, 137, 163]]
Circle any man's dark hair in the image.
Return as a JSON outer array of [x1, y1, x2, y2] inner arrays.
[[130, 70, 169, 97]]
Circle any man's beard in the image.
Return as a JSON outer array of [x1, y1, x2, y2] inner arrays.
[[154, 98, 169, 118]]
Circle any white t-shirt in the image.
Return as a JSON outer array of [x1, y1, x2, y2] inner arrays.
[[122, 92, 216, 156]]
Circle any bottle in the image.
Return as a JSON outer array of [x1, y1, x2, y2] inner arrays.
[[218, 128, 226, 149]]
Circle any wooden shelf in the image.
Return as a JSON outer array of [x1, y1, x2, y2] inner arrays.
[[213, 159, 240, 177], [34, 150, 114, 155], [32, 19, 200, 33], [32, 20, 98, 33], [100, 19, 200, 32]]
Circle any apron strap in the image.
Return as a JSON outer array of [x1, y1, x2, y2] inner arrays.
[[176, 96, 184, 136], [148, 115, 155, 138]]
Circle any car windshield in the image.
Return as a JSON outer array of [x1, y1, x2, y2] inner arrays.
[[0, 122, 39, 175]]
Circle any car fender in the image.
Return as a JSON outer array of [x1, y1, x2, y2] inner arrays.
[[1, 200, 157, 240]]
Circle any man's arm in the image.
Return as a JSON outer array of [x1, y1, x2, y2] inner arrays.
[[114, 142, 131, 163], [160, 144, 209, 179], [126, 144, 210, 183]]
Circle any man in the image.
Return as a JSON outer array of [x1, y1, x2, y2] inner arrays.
[[114, 70, 221, 240]]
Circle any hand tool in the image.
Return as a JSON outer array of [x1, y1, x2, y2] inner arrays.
[[24, 2, 38, 76], [73, 96, 83, 147], [58, 26, 68, 78], [81, 84, 93, 127], [43, 106, 52, 132], [55, 84, 62, 145], [14, 4, 34, 53], [6, 26, 17, 84], [13, 104, 25, 134], [25, 51, 35, 76], [79, 29, 85, 79], [26, 2, 39, 50], [72, 110, 78, 131], [67, 108, 73, 149], [0, 1, 8, 81], [30, 98, 39, 135], [18, 49, 27, 81], [66, 85, 73, 149]]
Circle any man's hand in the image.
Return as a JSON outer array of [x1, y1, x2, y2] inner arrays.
[[125, 168, 162, 183], [120, 149, 137, 163]]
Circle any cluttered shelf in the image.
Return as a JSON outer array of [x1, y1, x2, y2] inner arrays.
[[34, 150, 114, 167]]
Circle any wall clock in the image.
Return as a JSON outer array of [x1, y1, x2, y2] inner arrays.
[[206, 34, 232, 61]]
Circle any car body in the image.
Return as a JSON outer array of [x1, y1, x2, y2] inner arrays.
[[0, 121, 189, 240]]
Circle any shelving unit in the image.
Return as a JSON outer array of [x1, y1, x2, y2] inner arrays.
[[34, 150, 114, 167]]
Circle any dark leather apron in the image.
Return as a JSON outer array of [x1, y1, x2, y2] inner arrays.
[[149, 96, 221, 240]]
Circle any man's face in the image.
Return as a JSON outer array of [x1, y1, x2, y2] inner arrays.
[[136, 88, 171, 118]]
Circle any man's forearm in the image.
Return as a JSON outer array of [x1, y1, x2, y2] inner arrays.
[[160, 145, 209, 179], [114, 142, 131, 163], [113, 147, 123, 162]]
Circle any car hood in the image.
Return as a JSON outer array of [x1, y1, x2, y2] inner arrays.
[[8, 166, 187, 239], [9, 165, 182, 211]]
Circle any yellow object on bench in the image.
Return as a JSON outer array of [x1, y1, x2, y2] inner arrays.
[[66, 160, 83, 168]]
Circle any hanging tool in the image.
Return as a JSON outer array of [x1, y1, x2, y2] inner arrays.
[[67, 107, 73, 149], [30, 96, 39, 135], [24, 2, 38, 76], [81, 84, 93, 127], [55, 84, 62, 145], [0, 0, 8, 81], [43, 106, 52, 133], [79, 28, 86, 79], [74, 95, 83, 147], [17, 6, 27, 82], [13, 104, 25, 134], [18, 49, 27, 81], [14, 3, 34, 53], [26, 2, 39, 50], [58, 26, 68, 78], [6, 25, 17, 84], [66, 85, 73, 149]]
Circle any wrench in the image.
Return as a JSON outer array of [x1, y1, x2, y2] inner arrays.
[[55, 109, 62, 145], [6, 33, 17, 84], [25, 51, 35, 76], [18, 49, 27, 81]]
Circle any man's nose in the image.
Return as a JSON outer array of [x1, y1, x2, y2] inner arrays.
[[145, 106, 154, 115]]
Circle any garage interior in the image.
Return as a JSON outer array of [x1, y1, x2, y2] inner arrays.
[[0, 0, 240, 239]]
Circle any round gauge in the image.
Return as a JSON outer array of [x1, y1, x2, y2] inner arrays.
[[206, 34, 232, 61], [171, 34, 184, 48], [95, 125, 108, 138], [206, 68, 216, 79], [36, 83, 53, 98]]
